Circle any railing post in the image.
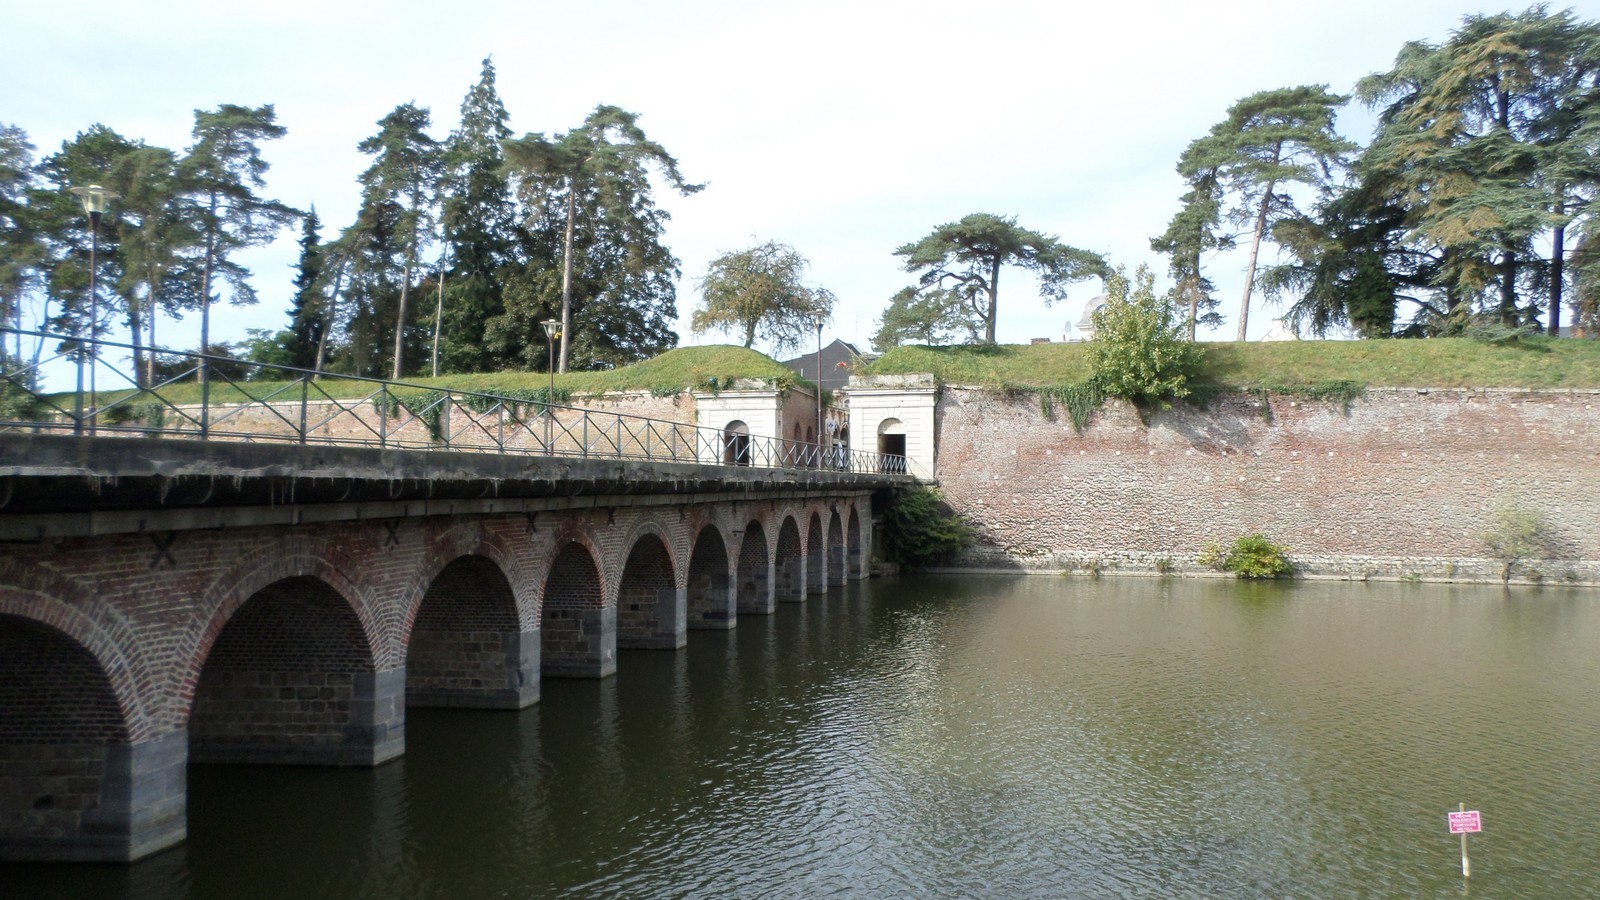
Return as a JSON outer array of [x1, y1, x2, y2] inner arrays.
[[441, 394, 451, 450], [379, 387, 389, 449], [299, 377, 309, 446], [582, 412, 589, 459], [497, 400, 505, 452]]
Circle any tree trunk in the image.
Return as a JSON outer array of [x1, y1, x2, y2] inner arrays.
[[392, 255, 412, 380], [1238, 143, 1281, 343], [146, 294, 157, 387], [558, 187, 576, 373], [314, 257, 347, 379], [127, 286, 145, 390], [1186, 262, 1199, 341], [1550, 208, 1565, 337], [985, 256, 1001, 343], [1499, 245, 1518, 327], [432, 249, 446, 378], [199, 189, 219, 386]]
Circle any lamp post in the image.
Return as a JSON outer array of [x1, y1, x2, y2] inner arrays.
[[541, 318, 560, 453], [813, 312, 825, 468], [70, 184, 117, 435]]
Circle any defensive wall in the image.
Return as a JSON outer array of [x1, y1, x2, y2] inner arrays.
[[931, 386, 1600, 584]]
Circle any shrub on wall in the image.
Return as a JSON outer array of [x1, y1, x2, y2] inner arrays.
[[1221, 534, 1293, 579], [1086, 265, 1200, 409], [879, 486, 972, 568], [1480, 500, 1558, 583]]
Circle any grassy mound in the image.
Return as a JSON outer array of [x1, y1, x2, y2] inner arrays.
[[867, 338, 1600, 391]]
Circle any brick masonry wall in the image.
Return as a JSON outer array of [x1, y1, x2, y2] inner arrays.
[[934, 387, 1600, 583]]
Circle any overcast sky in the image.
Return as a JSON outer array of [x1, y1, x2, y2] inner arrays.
[[3, 0, 1548, 361]]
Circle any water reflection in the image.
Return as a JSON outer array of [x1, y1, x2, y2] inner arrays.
[[2, 577, 1596, 898]]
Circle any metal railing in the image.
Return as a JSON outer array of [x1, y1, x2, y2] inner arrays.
[[0, 328, 924, 478]]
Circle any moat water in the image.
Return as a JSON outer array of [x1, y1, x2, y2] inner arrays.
[[5, 574, 1598, 898]]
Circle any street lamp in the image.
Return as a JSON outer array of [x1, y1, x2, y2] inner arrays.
[[813, 311, 826, 469], [541, 318, 560, 453], [70, 184, 117, 434]]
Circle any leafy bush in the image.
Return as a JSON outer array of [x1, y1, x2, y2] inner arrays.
[[1086, 265, 1200, 408], [1221, 534, 1293, 579], [1480, 500, 1557, 583], [878, 486, 972, 568]]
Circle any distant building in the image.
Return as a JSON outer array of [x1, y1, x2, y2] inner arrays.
[[1075, 294, 1109, 342], [781, 339, 867, 392], [1260, 318, 1300, 341]]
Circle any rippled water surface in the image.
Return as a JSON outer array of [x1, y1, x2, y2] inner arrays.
[[6, 575, 1600, 898]]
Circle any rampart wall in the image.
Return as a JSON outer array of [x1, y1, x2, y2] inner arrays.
[[933, 386, 1600, 584]]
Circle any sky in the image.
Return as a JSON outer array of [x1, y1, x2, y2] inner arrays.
[[3, 0, 1570, 364]]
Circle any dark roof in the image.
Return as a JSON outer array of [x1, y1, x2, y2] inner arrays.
[[781, 339, 865, 391]]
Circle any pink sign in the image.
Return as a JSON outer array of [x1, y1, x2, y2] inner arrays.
[[1448, 810, 1482, 834]]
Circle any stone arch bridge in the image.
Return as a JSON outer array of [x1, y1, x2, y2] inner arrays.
[[0, 433, 906, 862]]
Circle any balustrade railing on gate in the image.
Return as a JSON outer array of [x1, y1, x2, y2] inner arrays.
[[0, 328, 921, 478]]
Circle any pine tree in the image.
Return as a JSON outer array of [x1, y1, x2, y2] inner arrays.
[[890, 213, 1106, 344], [1179, 86, 1354, 341], [355, 103, 441, 378], [438, 57, 520, 373], [176, 104, 298, 381], [502, 105, 701, 371], [285, 206, 324, 370]]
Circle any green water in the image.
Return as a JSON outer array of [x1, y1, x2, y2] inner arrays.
[[4, 575, 1598, 898]]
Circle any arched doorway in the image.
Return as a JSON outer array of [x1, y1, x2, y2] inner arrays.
[[723, 420, 751, 466], [877, 418, 906, 473]]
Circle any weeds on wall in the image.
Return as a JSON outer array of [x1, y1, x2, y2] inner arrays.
[[1037, 380, 1106, 433], [878, 485, 973, 568]]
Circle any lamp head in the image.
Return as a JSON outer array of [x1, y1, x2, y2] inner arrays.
[[70, 184, 117, 217], [541, 318, 561, 339]]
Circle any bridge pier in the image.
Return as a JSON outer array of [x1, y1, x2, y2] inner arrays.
[[542, 607, 617, 678], [0, 730, 188, 863]]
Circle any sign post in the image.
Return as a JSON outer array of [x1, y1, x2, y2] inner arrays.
[[1447, 804, 1482, 877]]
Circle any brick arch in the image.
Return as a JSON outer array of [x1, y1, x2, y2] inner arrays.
[[404, 553, 527, 709], [774, 514, 804, 601], [187, 574, 382, 765], [0, 561, 159, 741], [806, 510, 826, 593], [828, 507, 846, 586], [611, 517, 683, 595], [540, 525, 606, 618], [734, 518, 772, 615], [541, 537, 613, 678], [185, 539, 378, 705], [616, 528, 680, 650], [686, 523, 733, 629], [401, 522, 536, 641]]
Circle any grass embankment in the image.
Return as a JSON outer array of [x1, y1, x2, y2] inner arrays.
[[83, 345, 805, 407], [866, 338, 1600, 392]]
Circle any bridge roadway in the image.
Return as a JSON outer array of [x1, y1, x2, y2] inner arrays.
[[0, 433, 908, 862]]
